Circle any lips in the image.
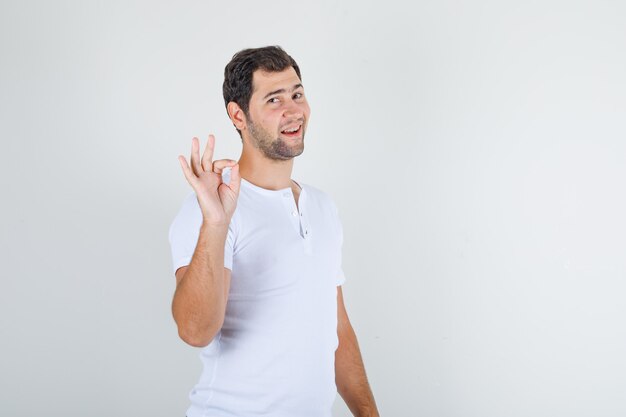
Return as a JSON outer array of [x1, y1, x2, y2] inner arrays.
[[280, 124, 302, 137]]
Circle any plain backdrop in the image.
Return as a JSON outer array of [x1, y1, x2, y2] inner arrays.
[[1, 1, 625, 416]]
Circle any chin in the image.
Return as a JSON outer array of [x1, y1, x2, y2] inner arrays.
[[265, 145, 304, 161]]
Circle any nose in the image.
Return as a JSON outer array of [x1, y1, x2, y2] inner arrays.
[[283, 99, 304, 119]]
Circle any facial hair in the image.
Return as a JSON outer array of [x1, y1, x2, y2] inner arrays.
[[246, 118, 305, 161]]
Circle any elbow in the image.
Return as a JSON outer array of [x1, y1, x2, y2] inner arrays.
[[171, 299, 226, 347], [178, 326, 216, 348], [176, 318, 224, 348]]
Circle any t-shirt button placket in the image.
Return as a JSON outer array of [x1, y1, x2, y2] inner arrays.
[[303, 217, 308, 238]]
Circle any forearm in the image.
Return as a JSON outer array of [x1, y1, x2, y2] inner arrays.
[[335, 321, 379, 417], [172, 222, 228, 346]]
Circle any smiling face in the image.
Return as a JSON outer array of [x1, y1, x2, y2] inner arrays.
[[243, 67, 311, 161]]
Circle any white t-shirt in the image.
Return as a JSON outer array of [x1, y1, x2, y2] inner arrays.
[[168, 173, 345, 417]]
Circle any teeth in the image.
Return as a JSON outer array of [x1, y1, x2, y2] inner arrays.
[[282, 125, 300, 133]]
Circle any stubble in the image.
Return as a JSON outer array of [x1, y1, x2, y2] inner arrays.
[[246, 119, 305, 161]]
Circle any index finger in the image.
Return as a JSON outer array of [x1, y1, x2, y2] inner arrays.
[[212, 159, 238, 174]]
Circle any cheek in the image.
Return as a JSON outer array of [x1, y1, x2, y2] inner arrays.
[[261, 113, 282, 130]]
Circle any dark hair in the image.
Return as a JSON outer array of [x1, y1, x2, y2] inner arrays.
[[223, 46, 302, 136]]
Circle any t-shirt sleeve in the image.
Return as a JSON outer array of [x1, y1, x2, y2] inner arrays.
[[332, 198, 346, 287], [336, 266, 346, 287], [168, 192, 235, 275]]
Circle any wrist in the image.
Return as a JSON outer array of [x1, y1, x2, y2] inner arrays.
[[200, 220, 230, 236], [355, 405, 380, 417]]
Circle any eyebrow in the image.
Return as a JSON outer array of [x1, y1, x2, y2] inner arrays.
[[262, 83, 303, 100]]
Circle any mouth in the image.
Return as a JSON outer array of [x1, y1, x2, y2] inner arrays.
[[280, 124, 302, 139]]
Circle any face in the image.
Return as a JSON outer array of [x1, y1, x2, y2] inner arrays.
[[244, 67, 311, 160]]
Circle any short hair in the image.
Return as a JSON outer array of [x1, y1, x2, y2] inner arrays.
[[223, 46, 302, 136]]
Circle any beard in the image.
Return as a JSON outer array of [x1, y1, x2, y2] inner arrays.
[[246, 118, 305, 161]]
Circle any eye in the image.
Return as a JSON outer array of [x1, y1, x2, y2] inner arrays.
[[267, 97, 279, 104], [293, 92, 304, 99]]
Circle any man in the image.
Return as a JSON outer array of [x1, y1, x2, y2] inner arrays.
[[169, 46, 379, 417]]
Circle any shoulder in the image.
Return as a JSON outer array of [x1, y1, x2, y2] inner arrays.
[[168, 192, 201, 237]]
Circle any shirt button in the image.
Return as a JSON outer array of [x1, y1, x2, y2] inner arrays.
[[292, 211, 297, 217]]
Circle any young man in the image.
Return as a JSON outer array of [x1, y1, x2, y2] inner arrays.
[[169, 46, 379, 417]]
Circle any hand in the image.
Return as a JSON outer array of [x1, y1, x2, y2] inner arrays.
[[178, 135, 241, 226]]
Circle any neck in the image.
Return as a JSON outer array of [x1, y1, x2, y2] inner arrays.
[[237, 146, 296, 191]]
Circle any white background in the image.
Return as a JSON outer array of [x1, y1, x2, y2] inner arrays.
[[1, 1, 625, 416]]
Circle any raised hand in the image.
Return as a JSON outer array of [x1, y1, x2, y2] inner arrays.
[[178, 135, 241, 226]]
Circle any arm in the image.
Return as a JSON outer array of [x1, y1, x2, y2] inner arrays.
[[172, 225, 231, 347], [335, 286, 380, 417], [171, 135, 240, 347]]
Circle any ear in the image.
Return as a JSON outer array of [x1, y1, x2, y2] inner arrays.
[[227, 102, 247, 132]]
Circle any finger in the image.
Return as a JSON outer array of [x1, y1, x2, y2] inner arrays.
[[201, 134, 215, 172], [178, 155, 198, 187], [212, 159, 238, 174], [190, 137, 202, 176], [228, 163, 241, 196]]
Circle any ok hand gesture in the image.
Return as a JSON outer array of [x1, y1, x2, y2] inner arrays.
[[178, 135, 241, 227]]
